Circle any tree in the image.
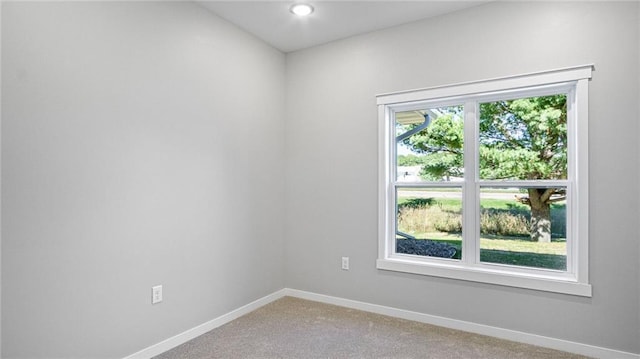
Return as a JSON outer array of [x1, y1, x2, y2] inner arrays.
[[399, 96, 567, 242], [397, 154, 426, 166], [402, 109, 465, 181]]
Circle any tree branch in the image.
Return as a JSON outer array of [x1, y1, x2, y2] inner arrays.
[[540, 188, 557, 202], [423, 146, 462, 155], [547, 196, 566, 203]]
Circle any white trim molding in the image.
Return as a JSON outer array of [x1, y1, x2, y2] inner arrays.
[[123, 288, 639, 359], [284, 289, 639, 359], [377, 64, 594, 106], [122, 289, 287, 359]]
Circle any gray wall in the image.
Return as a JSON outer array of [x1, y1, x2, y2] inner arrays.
[[2, 2, 285, 358], [285, 1, 640, 354], [0, 2, 3, 357], [2, 1, 639, 358]]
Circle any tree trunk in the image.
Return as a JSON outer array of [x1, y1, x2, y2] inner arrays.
[[528, 188, 552, 243]]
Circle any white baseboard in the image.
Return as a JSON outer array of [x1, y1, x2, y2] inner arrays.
[[284, 288, 639, 359], [123, 287, 639, 359], [123, 289, 287, 359]]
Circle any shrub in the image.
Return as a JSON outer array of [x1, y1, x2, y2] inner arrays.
[[433, 209, 462, 233], [480, 208, 529, 237], [397, 204, 461, 235], [398, 200, 566, 238]]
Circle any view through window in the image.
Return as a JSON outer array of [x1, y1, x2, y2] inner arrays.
[[394, 96, 568, 270], [377, 66, 592, 296]]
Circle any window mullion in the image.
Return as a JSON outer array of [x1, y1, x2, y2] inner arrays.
[[462, 101, 478, 265]]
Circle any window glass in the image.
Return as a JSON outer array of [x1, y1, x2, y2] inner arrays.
[[395, 106, 464, 182], [396, 187, 462, 260], [478, 187, 567, 271], [479, 95, 567, 181]]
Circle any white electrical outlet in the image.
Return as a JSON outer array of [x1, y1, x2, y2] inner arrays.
[[341, 257, 349, 270], [152, 285, 163, 304]]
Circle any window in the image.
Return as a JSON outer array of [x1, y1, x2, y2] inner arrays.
[[377, 65, 593, 296]]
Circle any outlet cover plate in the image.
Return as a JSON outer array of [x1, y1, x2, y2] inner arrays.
[[152, 285, 163, 304], [341, 257, 349, 270]]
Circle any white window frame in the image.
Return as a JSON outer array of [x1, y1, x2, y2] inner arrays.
[[377, 65, 593, 297]]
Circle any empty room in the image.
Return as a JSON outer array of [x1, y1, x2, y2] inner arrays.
[[1, 1, 639, 358]]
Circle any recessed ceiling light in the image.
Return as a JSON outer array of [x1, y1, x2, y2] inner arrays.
[[290, 3, 314, 17]]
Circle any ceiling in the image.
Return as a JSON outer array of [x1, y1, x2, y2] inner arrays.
[[198, 1, 488, 53]]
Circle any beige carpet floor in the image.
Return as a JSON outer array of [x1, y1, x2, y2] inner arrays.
[[154, 296, 590, 359]]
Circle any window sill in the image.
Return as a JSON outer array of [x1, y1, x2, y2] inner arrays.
[[376, 257, 592, 297]]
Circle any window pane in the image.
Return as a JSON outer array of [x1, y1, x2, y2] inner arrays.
[[479, 187, 567, 271], [395, 106, 464, 182], [479, 95, 567, 181], [396, 187, 462, 260]]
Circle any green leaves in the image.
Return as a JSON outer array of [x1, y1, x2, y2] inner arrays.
[[420, 152, 463, 181], [397, 95, 567, 182], [401, 112, 463, 155], [395, 95, 568, 242], [479, 95, 567, 180]]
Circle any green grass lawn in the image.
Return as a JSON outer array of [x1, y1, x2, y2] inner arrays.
[[397, 233, 566, 270], [396, 196, 568, 270], [399, 196, 564, 212], [397, 188, 521, 193], [479, 198, 527, 210]]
